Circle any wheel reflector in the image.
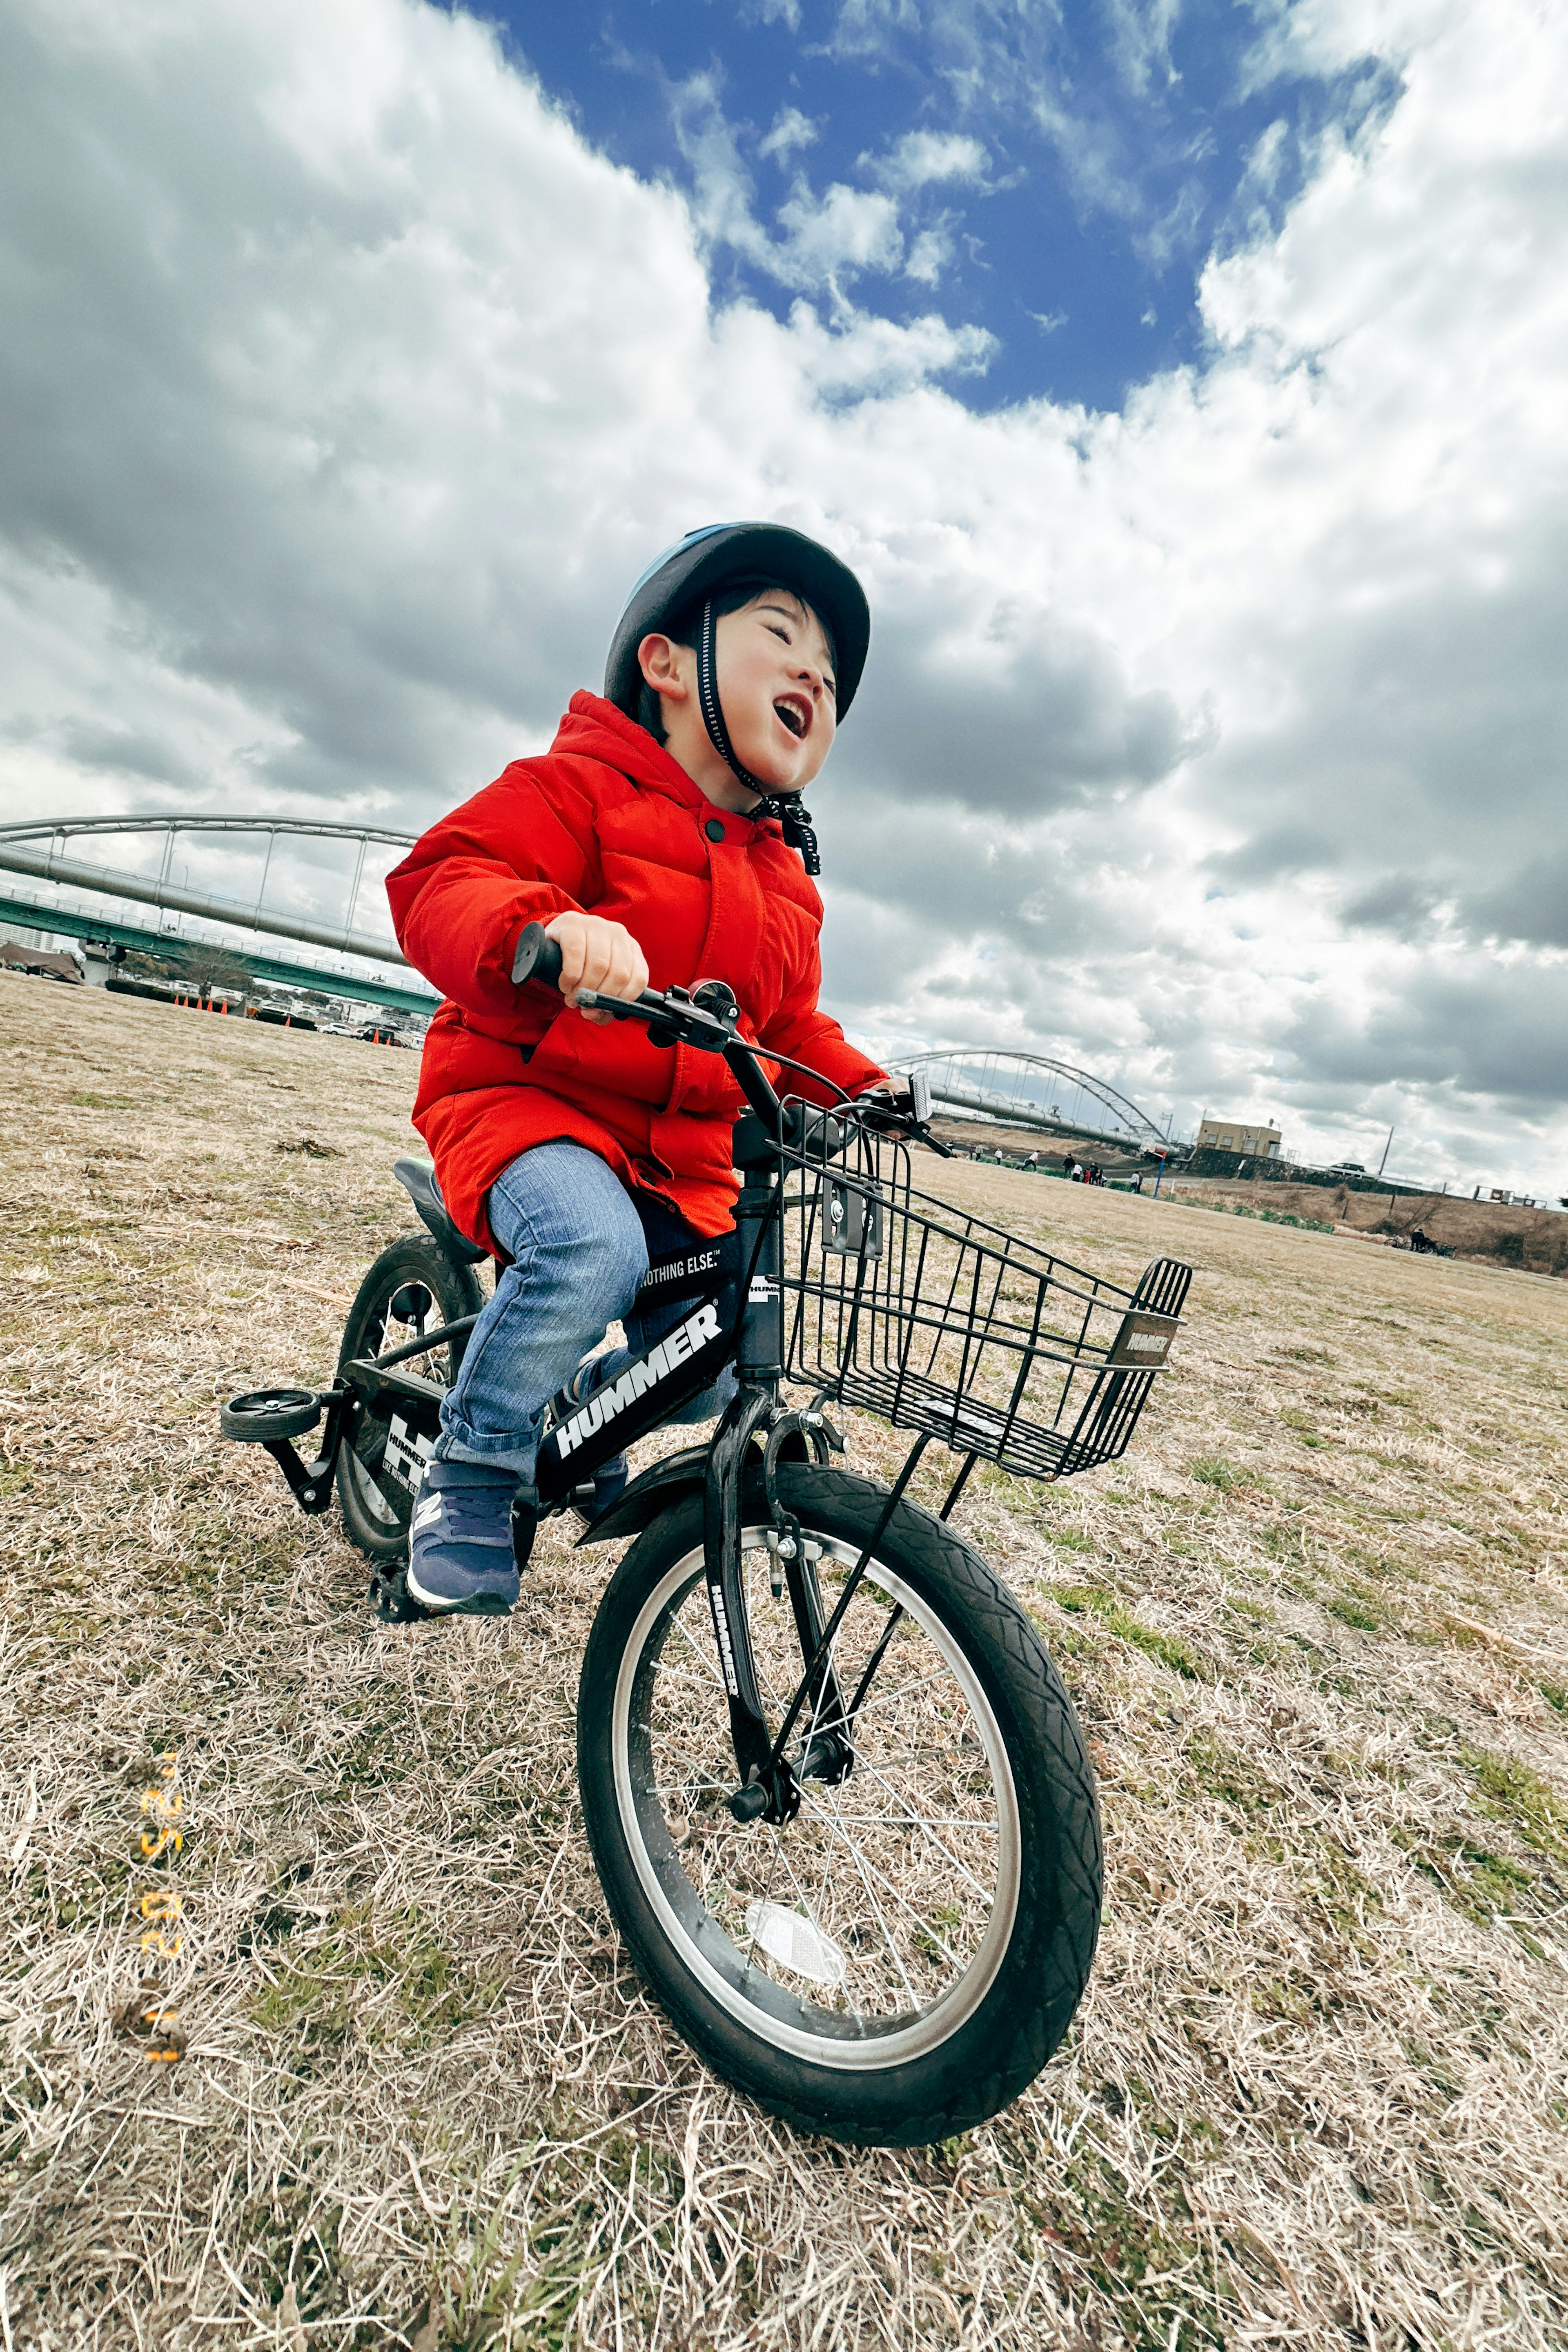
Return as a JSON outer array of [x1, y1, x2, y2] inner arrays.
[[744, 1901, 846, 1988]]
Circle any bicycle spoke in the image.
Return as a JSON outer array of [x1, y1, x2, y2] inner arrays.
[[658, 1640, 728, 1697], [812, 1783, 922, 2012], [828, 1748, 996, 1904], [766, 1823, 864, 2024], [803, 1793, 967, 1973], [840, 1666, 953, 1726]]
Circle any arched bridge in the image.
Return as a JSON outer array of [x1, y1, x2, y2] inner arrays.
[[894, 1048, 1170, 1156]]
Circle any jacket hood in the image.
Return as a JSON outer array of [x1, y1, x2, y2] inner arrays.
[[554, 690, 784, 837]]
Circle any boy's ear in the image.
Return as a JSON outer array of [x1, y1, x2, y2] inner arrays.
[[637, 632, 692, 703]]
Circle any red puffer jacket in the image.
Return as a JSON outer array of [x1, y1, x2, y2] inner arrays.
[[387, 692, 885, 1252]]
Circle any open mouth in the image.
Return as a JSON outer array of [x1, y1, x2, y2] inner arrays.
[[773, 697, 809, 741]]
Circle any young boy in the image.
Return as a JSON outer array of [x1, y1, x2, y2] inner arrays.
[[385, 523, 898, 1617]]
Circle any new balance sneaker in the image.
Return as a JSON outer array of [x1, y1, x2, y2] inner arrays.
[[407, 1462, 527, 1617]]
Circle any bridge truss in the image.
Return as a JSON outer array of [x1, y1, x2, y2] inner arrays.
[[895, 1047, 1169, 1155], [0, 814, 416, 958], [0, 814, 440, 1012]]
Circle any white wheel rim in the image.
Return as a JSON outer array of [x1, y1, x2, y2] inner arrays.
[[610, 1524, 1022, 2071]]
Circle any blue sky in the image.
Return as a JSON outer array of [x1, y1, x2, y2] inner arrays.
[[479, 0, 1394, 412]]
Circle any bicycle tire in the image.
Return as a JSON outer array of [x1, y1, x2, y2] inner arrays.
[[577, 1461, 1102, 2145], [334, 1235, 483, 1564]]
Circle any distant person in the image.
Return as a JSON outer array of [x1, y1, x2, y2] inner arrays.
[[1027, 1151, 1039, 1173]]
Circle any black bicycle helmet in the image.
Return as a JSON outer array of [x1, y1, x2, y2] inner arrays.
[[604, 523, 871, 876]]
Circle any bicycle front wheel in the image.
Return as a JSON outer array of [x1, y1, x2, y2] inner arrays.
[[577, 1461, 1102, 2145]]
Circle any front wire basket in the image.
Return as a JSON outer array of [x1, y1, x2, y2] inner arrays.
[[778, 1115, 1192, 1482]]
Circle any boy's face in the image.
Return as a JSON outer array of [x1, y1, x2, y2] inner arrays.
[[638, 589, 837, 806], [713, 591, 837, 794]]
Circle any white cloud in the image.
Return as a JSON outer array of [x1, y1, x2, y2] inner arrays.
[[1103, 0, 1185, 99], [821, 0, 920, 66], [904, 223, 954, 285], [758, 105, 818, 162], [773, 179, 905, 288], [671, 74, 904, 294], [869, 130, 990, 192], [2, 0, 1567, 1194]]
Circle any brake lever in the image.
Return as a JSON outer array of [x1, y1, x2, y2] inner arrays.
[[574, 983, 738, 1053], [847, 1097, 955, 1158], [572, 988, 641, 1022]]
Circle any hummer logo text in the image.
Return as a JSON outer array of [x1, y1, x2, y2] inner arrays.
[[555, 1302, 723, 1459]]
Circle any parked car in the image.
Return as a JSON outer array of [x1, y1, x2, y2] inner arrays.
[[1330, 1160, 1367, 1174]]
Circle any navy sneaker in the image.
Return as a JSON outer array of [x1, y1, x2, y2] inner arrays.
[[407, 1462, 525, 1617]]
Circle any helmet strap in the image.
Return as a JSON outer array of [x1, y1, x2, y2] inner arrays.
[[695, 598, 822, 877]]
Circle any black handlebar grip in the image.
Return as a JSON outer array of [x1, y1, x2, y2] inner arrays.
[[510, 921, 564, 988]]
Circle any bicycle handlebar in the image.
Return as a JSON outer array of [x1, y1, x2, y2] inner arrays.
[[509, 918, 946, 1151], [510, 920, 565, 989]]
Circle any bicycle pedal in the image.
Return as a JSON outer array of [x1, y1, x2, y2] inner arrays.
[[368, 1568, 434, 1625]]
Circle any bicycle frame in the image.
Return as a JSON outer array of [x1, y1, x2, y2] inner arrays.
[[229, 977, 980, 1827]]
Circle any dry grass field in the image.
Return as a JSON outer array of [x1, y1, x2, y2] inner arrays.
[[4, 976, 1567, 2352]]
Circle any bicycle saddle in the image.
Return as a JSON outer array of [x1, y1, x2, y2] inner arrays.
[[392, 1156, 488, 1264]]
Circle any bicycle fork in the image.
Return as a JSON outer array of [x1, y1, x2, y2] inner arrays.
[[706, 1162, 851, 1827]]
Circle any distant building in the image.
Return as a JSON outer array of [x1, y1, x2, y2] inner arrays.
[[1197, 1116, 1282, 1158]]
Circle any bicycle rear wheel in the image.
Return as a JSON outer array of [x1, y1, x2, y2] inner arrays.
[[577, 1461, 1102, 2145], [334, 1235, 483, 1564]]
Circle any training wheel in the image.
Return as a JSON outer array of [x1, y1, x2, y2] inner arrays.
[[220, 1388, 323, 1443]]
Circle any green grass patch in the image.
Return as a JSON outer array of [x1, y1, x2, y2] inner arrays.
[[1186, 1732, 1287, 1819], [1392, 1827, 1542, 1931], [1046, 1526, 1098, 1554], [1461, 1748, 1568, 1868], [1189, 1456, 1253, 1492], [1053, 1584, 1209, 1679], [248, 1902, 500, 2050]]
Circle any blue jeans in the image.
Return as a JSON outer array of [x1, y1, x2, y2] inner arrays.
[[436, 1143, 736, 1494]]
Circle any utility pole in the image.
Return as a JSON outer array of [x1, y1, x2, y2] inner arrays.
[[1377, 1125, 1394, 1178]]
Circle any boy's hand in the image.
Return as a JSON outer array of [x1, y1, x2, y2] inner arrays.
[[855, 1085, 912, 1133], [543, 913, 649, 1024]]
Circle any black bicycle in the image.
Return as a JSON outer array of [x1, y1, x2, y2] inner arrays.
[[221, 927, 1191, 2146]]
